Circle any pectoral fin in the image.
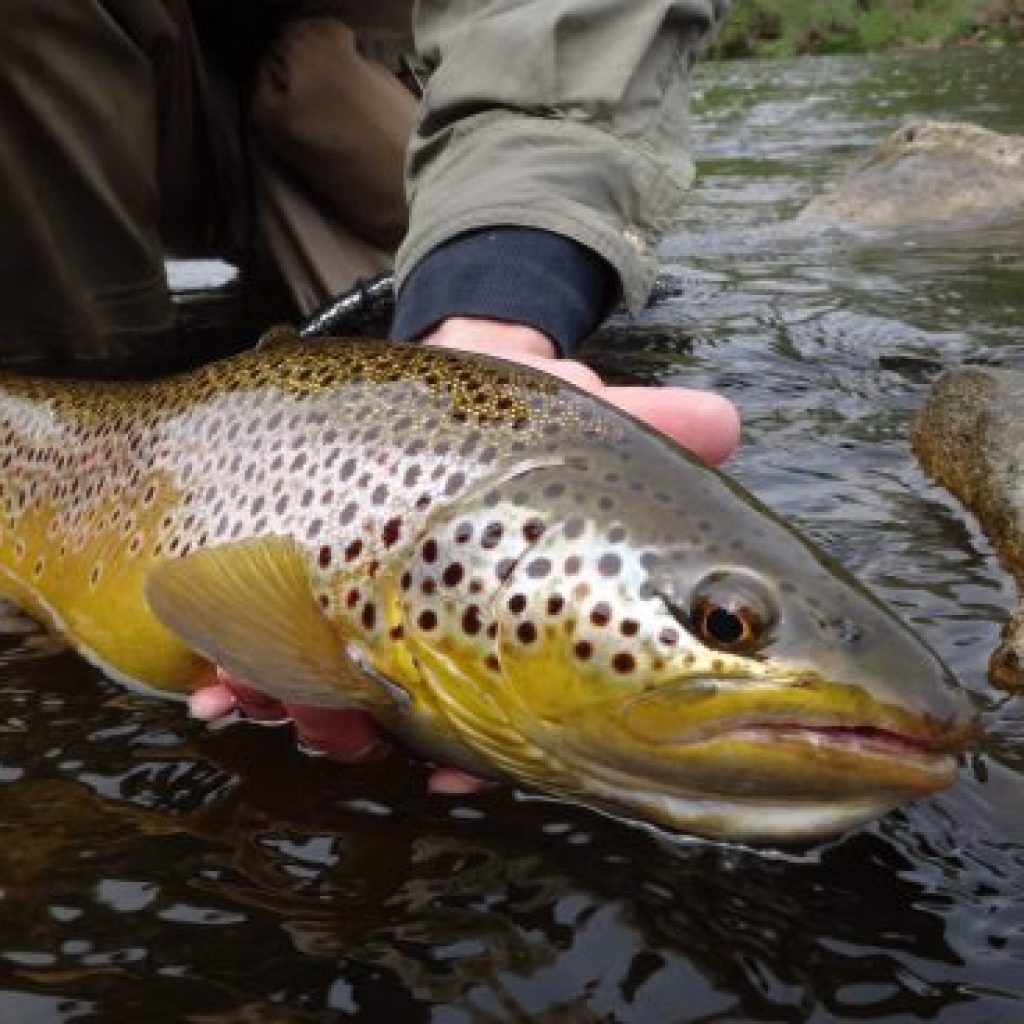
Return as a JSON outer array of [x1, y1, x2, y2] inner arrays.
[[145, 535, 388, 710]]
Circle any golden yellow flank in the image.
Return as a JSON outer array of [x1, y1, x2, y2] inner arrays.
[[0, 486, 202, 690]]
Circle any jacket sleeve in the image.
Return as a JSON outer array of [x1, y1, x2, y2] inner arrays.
[[394, 0, 729, 313]]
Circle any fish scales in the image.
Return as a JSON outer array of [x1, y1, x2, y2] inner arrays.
[[0, 336, 976, 839]]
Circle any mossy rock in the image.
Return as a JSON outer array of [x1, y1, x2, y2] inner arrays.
[[914, 367, 1024, 689]]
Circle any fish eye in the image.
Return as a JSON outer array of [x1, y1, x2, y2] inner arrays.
[[689, 571, 777, 656]]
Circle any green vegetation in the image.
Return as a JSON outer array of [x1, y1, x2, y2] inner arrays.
[[714, 0, 1024, 57]]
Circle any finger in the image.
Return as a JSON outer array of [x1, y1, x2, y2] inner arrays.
[[286, 705, 386, 763], [604, 387, 741, 465], [188, 681, 238, 721], [190, 667, 289, 723], [427, 766, 494, 795], [424, 322, 556, 359]]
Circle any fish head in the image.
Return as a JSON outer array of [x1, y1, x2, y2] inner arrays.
[[405, 440, 977, 842]]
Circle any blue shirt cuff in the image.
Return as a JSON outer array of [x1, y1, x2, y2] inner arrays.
[[390, 227, 618, 357]]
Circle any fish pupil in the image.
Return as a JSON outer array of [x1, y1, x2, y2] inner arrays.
[[705, 606, 745, 646]]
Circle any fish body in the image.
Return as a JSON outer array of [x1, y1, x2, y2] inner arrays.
[[0, 335, 976, 839]]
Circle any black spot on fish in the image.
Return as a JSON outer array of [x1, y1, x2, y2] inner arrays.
[[517, 621, 537, 645], [442, 563, 464, 588], [444, 471, 466, 497], [612, 652, 636, 674], [382, 517, 402, 548], [481, 522, 503, 549], [527, 558, 552, 579], [361, 603, 377, 631], [523, 518, 545, 543], [564, 519, 585, 541]]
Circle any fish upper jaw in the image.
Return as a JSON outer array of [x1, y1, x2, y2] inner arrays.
[[601, 660, 977, 739], [611, 673, 979, 753]]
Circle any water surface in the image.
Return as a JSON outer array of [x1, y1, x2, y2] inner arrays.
[[2, 49, 1023, 1023]]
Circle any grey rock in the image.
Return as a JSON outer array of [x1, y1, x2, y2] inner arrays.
[[913, 366, 1024, 689], [798, 120, 1024, 229]]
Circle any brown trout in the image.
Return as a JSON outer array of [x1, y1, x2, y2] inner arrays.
[[0, 334, 975, 840]]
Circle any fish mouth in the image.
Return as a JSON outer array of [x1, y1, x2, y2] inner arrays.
[[618, 671, 974, 749], [600, 711, 966, 795], [682, 716, 970, 764], [550, 679, 979, 839]]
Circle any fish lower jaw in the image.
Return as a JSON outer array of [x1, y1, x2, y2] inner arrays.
[[608, 790, 908, 843], [570, 752, 955, 841], [544, 719, 961, 840]]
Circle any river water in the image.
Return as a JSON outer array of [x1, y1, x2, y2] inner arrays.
[[2, 49, 1023, 1023]]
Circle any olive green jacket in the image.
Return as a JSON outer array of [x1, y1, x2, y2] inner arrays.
[[398, 0, 730, 309]]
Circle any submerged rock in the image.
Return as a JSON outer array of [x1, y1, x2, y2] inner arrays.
[[798, 120, 1024, 229], [914, 367, 1024, 689]]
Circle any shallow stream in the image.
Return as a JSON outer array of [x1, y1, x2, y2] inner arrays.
[[2, 49, 1023, 1023]]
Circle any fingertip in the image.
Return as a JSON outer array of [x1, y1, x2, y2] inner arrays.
[[188, 683, 237, 721], [681, 390, 742, 465], [427, 767, 493, 795], [608, 387, 741, 465]]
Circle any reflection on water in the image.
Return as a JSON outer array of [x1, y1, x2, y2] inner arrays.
[[2, 49, 1024, 1022]]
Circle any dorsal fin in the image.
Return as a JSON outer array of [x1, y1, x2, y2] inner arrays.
[[144, 535, 390, 709]]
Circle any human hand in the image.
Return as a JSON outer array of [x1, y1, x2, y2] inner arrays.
[[189, 316, 741, 791]]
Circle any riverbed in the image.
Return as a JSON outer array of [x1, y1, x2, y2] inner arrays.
[[2, 49, 1022, 1023]]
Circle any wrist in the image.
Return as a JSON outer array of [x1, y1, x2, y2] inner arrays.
[[421, 317, 557, 359], [390, 227, 618, 357]]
